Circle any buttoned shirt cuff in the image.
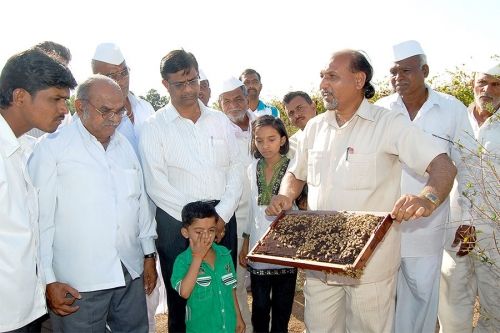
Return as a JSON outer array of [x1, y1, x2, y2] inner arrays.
[[215, 206, 232, 224], [141, 238, 156, 257], [44, 269, 57, 285]]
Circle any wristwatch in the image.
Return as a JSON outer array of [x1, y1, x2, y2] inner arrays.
[[420, 191, 440, 207], [144, 252, 157, 259]]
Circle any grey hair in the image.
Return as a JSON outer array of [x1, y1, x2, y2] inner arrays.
[[76, 74, 119, 101], [418, 54, 427, 67]]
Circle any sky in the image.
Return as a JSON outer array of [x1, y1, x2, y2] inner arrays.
[[1, 0, 498, 105]]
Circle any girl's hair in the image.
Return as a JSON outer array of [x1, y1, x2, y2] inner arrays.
[[250, 115, 289, 159]]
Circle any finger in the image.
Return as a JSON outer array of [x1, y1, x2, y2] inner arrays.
[[56, 304, 80, 315], [391, 196, 407, 219], [65, 286, 81, 300]]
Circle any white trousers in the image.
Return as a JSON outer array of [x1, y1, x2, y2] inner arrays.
[[236, 237, 253, 333], [395, 255, 442, 333], [439, 248, 500, 333], [303, 273, 397, 333]]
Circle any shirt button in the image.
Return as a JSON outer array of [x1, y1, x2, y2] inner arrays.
[[219, 291, 222, 294], [221, 309, 224, 312]]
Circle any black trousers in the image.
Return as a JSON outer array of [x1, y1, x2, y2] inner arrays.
[[250, 271, 297, 333], [155, 206, 237, 333]]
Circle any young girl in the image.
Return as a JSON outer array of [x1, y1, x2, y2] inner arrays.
[[239, 115, 297, 333]]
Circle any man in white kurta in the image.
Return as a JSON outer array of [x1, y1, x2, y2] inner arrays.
[[267, 50, 457, 333], [92, 43, 163, 329], [0, 48, 77, 332], [376, 40, 473, 333], [29, 75, 157, 332], [439, 61, 500, 333], [219, 77, 257, 332]]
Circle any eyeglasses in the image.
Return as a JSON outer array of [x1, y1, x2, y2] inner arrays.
[[83, 100, 128, 120], [168, 77, 200, 90], [103, 67, 130, 81]]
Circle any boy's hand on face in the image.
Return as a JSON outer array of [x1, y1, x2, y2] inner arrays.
[[190, 231, 212, 260]]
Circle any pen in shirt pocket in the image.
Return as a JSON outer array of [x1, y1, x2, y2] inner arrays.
[[346, 147, 354, 161]]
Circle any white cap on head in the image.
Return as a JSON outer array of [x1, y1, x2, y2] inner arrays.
[[199, 69, 208, 81], [472, 59, 500, 76], [220, 77, 244, 95], [92, 43, 125, 65], [392, 40, 425, 62]]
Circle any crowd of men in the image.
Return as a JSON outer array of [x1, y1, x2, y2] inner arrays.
[[0, 39, 498, 333]]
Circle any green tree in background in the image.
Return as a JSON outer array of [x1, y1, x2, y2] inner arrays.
[[140, 89, 169, 111]]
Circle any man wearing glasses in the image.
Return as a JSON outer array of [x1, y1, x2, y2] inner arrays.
[[28, 75, 157, 332], [139, 50, 242, 333], [92, 42, 155, 155]]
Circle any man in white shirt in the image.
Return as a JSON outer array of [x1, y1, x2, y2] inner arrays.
[[282, 91, 317, 159], [219, 76, 256, 332], [139, 50, 242, 333], [92, 43, 155, 155], [28, 75, 157, 332], [0, 48, 76, 333], [240, 68, 280, 118], [91, 42, 162, 331], [267, 49, 457, 333], [439, 61, 500, 333], [375, 40, 473, 333]]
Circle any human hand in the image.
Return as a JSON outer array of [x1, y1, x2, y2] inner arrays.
[[265, 194, 293, 216], [46, 282, 81, 316], [391, 194, 436, 222], [452, 225, 476, 256], [190, 230, 213, 260], [238, 238, 250, 268], [215, 217, 226, 243], [143, 258, 158, 295]]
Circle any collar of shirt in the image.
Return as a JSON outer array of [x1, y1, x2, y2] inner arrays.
[[324, 98, 375, 128], [392, 85, 440, 119], [161, 99, 210, 125], [76, 118, 119, 151], [0, 114, 21, 157]]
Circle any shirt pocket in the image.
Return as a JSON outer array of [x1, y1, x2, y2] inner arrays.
[[212, 138, 230, 167], [342, 153, 376, 190], [307, 150, 324, 187], [122, 168, 141, 199], [194, 275, 212, 301]]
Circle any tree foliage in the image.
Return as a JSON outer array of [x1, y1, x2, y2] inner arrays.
[[140, 89, 169, 111]]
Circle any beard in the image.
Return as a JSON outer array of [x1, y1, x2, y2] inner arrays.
[[227, 110, 247, 123], [323, 97, 339, 110]]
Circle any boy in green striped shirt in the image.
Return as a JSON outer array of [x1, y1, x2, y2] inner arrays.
[[171, 201, 245, 333]]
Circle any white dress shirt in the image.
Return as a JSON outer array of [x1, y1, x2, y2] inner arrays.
[[117, 92, 155, 156], [0, 115, 46, 331], [376, 88, 473, 257], [28, 119, 156, 292], [290, 99, 444, 284], [139, 101, 243, 223]]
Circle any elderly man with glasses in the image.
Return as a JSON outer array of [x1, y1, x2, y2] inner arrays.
[[28, 74, 157, 332], [92, 42, 155, 155], [139, 50, 242, 333]]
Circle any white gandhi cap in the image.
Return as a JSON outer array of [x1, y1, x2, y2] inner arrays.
[[392, 40, 425, 62], [220, 77, 244, 95], [92, 43, 125, 65], [473, 59, 500, 76]]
